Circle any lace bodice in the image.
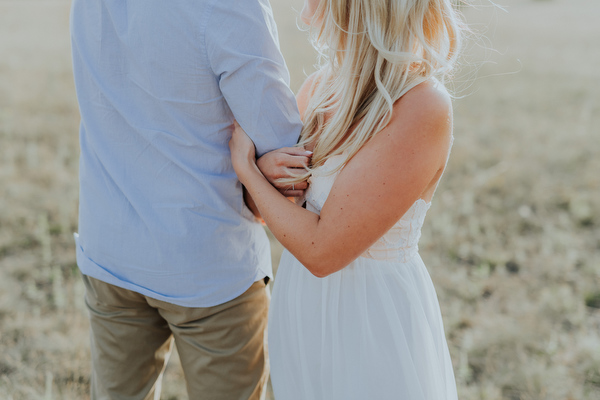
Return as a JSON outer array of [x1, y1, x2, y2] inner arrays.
[[305, 154, 430, 263]]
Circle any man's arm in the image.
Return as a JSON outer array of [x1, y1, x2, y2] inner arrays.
[[204, 0, 302, 156]]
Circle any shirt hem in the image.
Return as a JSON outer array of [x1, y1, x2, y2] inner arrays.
[[74, 233, 272, 308]]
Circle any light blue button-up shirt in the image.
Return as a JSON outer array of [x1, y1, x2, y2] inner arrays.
[[70, 0, 302, 307]]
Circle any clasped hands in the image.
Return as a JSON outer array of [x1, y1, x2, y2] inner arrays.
[[230, 121, 312, 197]]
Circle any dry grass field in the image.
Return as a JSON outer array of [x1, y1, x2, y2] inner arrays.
[[0, 0, 598, 399]]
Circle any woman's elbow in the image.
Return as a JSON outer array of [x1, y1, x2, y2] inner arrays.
[[306, 264, 331, 278], [301, 254, 346, 278]]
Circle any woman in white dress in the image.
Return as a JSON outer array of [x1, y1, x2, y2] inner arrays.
[[229, 0, 464, 398]]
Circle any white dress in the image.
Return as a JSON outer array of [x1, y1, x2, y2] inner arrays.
[[268, 154, 458, 400]]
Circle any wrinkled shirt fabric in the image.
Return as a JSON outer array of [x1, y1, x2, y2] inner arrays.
[[70, 0, 301, 307]]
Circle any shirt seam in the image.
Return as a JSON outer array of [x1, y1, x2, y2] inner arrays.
[[200, 0, 221, 77]]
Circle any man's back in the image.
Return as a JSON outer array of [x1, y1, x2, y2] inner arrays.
[[71, 0, 301, 307]]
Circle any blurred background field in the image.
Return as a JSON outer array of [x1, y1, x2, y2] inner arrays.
[[0, 0, 598, 398]]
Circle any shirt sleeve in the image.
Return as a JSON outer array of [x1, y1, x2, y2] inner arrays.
[[204, 0, 302, 157]]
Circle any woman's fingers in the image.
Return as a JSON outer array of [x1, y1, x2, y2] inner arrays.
[[257, 148, 311, 182], [284, 179, 308, 190], [280, 147, 313, 156], [278, 147, 313, 168], [281, 154, 310, 169], [254, 146, 311, 197], [268, 169, 309, 190]]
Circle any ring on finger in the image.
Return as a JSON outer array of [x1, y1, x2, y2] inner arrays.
[[292, 184, 295, 190]]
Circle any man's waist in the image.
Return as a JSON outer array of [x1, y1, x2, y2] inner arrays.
[[74, 225, 272, 307]]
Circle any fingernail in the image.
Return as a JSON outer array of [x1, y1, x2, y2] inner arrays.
[[304, 151, 313, 155]]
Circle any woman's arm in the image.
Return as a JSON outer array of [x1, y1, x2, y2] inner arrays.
[[252, 70, 321, 193], [255, 147, 312, 197], [230, 81, 453, 277], [242, 147, 311, 220], [242, 72, 320, 215]]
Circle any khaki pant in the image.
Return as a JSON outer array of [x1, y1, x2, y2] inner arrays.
[[82, 275, 270, 400]]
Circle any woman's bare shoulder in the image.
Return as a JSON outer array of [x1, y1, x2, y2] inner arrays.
[[358, 79, 453, 174], [296, 70, 322, 119], [385, 79, 453, 145], [394, 79, 452, 121]]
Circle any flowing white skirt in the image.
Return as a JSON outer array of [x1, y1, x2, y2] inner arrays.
[[268, 250, 458, 400]]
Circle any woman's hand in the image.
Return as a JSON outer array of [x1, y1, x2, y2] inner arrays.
[[229, 121, 312, 197], [257, 147, 312, 197], [229, 121, 259, 185]]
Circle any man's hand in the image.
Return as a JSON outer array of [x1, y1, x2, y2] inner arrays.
[[257, 147, 312, 197]]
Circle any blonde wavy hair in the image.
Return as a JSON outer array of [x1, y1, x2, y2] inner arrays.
[[289, 0, 465, 184]]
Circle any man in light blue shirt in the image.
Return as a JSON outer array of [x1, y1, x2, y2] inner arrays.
[[70, 0, 305, 398]]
